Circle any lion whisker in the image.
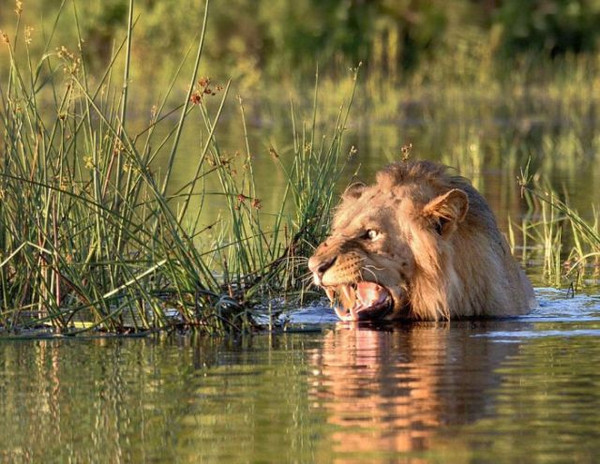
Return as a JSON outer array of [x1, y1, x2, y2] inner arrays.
[[361, 265, 384, 281], [298, 272, 315, 286], [363, 263, 385, 271]]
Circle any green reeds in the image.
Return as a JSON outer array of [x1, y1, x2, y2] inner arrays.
[[0, 0, 355, 335], [513, 169, 600, 290], [196, 66, 359, 315]]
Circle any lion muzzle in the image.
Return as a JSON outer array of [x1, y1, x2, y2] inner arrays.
[[308, 252, 394, 321]]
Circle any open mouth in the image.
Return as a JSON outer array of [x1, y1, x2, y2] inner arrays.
[[324, 281, 393, 321]]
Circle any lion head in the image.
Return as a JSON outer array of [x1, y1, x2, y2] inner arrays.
[[308, 160, 536, 322]]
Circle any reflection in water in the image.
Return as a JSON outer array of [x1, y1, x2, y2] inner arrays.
[[0, 312, 599, 462], [0, 335, 327, 463], [309, 322, 518, 461]]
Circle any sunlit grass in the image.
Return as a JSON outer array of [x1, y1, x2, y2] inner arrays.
[[0, 0, 355, 335], [511, 167, 600, 290]]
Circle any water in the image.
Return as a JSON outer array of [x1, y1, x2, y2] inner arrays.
[[1, 289, 599, 463], [2, 67, 600, 461]]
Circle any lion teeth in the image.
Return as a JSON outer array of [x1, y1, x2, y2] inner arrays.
[[325, 288, 335, 305], [339, 284, 356, 310], [334, 306, 348, 319]]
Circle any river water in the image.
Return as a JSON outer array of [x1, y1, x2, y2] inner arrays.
[[1, 287, 599, 463], [2, 83, 600, 461]]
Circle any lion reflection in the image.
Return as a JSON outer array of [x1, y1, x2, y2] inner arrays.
[[309, 322, 518, 460]]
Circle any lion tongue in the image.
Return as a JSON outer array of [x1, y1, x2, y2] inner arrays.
[[355, 282, 388, 309], [330, 282, 390, 320]]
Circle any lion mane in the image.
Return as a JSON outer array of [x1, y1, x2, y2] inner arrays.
[[308, 160, 536, 321]]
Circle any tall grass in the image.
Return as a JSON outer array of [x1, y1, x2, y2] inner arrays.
[[0, 0, 355, 335], [512, 167, 600, 289]]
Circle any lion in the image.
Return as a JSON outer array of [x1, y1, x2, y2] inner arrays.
[[308, 160, 536, 321]]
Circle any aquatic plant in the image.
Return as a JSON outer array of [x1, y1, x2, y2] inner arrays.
[[512, 166, 600, 290], [0, 0, 355, 335]]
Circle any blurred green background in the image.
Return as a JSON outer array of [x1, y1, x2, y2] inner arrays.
[[3, 0, 600, 89]]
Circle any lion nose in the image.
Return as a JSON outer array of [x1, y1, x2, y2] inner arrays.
[[309, 255, 337, 280]]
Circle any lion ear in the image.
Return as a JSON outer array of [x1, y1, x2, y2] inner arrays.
[[423, 189, 469, 236], [342, 182, 366, 201]]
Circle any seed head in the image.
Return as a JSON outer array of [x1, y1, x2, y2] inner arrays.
[[25, 26, 33, 45], [401, 143, 412, 161], [190, 92, 202, 105], [84, 156, 94, 170], [251, 198, 262, 210]]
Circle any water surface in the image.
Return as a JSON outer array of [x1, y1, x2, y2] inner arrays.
[[1, 290, 599, 463]]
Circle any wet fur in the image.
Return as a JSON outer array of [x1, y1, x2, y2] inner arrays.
[[311, 160, 536, 320]]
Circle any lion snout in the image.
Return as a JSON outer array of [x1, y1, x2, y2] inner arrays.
[[308, 254, 337, 286]]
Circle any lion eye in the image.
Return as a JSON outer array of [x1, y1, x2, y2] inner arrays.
[[365, 229, 379, 240]]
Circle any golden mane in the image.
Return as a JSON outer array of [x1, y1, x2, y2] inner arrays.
[[309, 160, 536, 322]]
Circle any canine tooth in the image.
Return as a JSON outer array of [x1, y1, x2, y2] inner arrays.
[[325, 288, 335, 304], [340, 284, 356, 310], [334, 306, 348, 319]]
